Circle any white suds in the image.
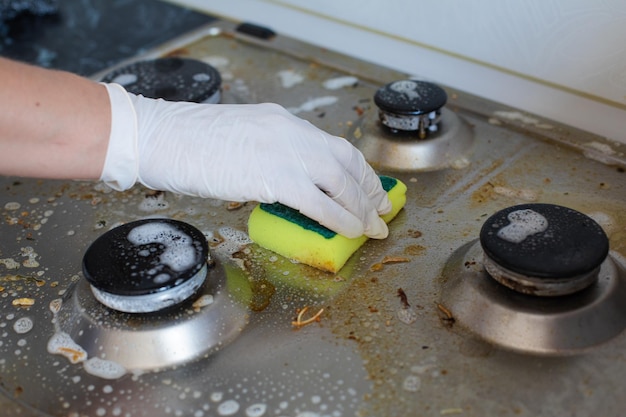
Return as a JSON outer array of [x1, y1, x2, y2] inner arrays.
[[83, 357, 127, 380], [497, 209, 548, 243], [322, 76, 358, 90], [47, 332, 87, 364], [277, 69, 304, 88], [287, 96, 338, 115], [127, 223, 196, 272]]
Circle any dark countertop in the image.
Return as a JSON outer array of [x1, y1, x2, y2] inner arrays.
[[0, 0, 215, 76]]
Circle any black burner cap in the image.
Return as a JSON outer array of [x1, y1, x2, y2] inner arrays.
[[374, 80, 447, 116], [101, 57, 221, 103], [480, 204, 609, 279], [83, 219, 209, 296]]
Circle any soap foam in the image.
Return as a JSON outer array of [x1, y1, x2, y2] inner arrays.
[[83, 357, 127, 380], [277, 69, 304, 88], [497, 209, 548, 243], [112, 73, 138, 86], [287, 96, 338, 115], [47, 332, 87, 364], [13, 317, 33, 334], [127, 223, 196, 272], [390, 80, 420, 100], [217, 400, 240, 416], [322, 76, 358, 90], [245, 403, 267, 417], [213, 227, 252, 256], [193, 72, 213, 82], [138, 193, 169, 212]]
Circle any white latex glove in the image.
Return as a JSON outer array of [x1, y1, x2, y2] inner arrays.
[[100, 83, 392, 239]]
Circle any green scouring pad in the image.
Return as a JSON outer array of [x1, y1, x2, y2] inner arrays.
[[247, 176, 407, 273]]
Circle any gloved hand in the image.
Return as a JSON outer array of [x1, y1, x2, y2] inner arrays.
[[100, 83, 392, 239]]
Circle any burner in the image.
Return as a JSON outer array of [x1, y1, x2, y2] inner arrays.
[[54, 263, 248, 371], [100, 57, 222, 103], [83, 218, 209, 313], [480, 204, 609, 296], [351, 79, 474, 171], [52, 218, 249, 370], [439, 204, 626, 355], [374, 80, 447, 137]]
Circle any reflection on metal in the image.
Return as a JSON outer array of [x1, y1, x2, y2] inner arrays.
[[482, 255, 600, 297], [55, 257, 248, 371], [440, 240, 626, 355], [351, 108, 474, 172]]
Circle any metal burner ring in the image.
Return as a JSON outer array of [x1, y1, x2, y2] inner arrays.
[[482, 254, 600, 297]]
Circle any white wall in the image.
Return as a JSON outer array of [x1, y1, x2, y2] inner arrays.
[[166, 0, 626, 144]]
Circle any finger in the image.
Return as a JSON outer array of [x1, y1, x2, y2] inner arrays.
[[324, 135, 392, 215], [331, 188, 388, 238], [306, 167, 389, 239], [279, 183, 367, 239], [323, 171, 389, 238]]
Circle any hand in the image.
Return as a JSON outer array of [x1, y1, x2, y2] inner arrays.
[[100, 84, 392, 239]]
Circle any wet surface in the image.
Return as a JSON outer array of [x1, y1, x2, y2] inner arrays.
[[1, 20, 626, 417]]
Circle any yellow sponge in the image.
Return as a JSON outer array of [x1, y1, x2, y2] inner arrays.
[[247, 176, 407, 273]]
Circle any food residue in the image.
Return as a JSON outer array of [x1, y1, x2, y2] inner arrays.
[[371, 256, 410, 271], [435, 302, 455, 327], [397, 288, 410, 308], [292, 306, 324, 328], [382, 256, 410, 264], [226, 201, 244, 211], [396, 288, 417, 324], [12, 298, 35, 307], [370, 262, 383, 272], [0, 258, 20, 269], [192, 294, 214, 311]]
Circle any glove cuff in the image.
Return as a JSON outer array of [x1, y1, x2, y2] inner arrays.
[[99, 83, 139, 191]]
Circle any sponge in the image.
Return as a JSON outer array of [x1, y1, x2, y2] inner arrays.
[[248, 176, 407, 273]]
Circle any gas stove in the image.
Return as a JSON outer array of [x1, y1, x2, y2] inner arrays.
[[1, 19, 626, 417]]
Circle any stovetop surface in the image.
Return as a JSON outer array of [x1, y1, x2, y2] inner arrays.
[[1, 20, 626, 417]]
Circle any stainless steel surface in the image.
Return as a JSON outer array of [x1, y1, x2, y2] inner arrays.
[[352, 108, 474, 171], [441, 241, 626, 354], [1, 19, 626, 417], [54, 259, 247, 371]]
